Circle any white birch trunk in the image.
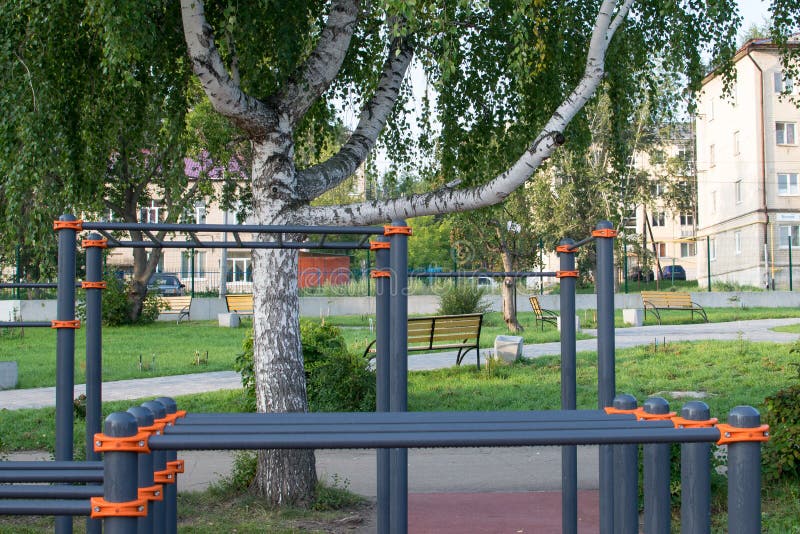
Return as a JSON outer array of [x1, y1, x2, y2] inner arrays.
[[500, 250, 522, 332]]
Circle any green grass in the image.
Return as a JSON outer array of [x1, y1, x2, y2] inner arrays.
[[772, 323, 800, 334]]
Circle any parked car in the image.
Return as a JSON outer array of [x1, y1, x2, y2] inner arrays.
[[661, 265, 687, 281], [630, 266, 654, 282], [147, 273, 186, 296]]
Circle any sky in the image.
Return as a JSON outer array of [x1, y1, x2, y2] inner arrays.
[[738, 0, 771, 31]]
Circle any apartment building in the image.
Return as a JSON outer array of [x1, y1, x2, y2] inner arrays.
[[696, 38, 800, 289]]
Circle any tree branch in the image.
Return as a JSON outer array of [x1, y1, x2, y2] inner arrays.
[[180, 0, 275, 136], [295, 32, 414, 201]]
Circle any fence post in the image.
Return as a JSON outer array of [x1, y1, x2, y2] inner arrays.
[[726, 406, 764, 534], [643, 397, 671, 534], [155, 397, 180, 534], [789, 235, 793, 291], [612, 394, 638, 534], [99, 412, 141, 534], [127, 405, 157, 534], [679, 401, 712, 534], [372, 236, 391, 534], [557, 238, 577, 534], [142, 400, 168, 532]]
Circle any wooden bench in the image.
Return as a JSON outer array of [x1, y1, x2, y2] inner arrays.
[[529, 296, 558, 330], [159, 296, 192, 324], [640, 291, 707, 325], [364, 313, 484, 369], [225, 294, 254, 315]]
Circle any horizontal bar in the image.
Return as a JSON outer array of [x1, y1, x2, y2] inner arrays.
[[0, 322, 53, 328], [0, 471, 103, 483], [0, 485, 102, 499], [150, 427, 720, 450], [407, 271, 558, 278], [105, 240, 370, 250], [82, 221, 385, 236], [569, 235, 596, 249], [0, 499, 91, 516], [166, 420, 676, 435], [0, 461, 102, 470]]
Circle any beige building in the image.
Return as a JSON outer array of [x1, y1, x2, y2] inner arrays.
[[696, 38, 800, 289]]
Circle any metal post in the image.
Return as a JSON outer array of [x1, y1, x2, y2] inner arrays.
[[190, 248, 195, 297], [539, 237, 545, 295], [55, 214, 77, 534], [680, 401, 711, 534], [389, 220, 409, 534], [155, 397, 179, 534], [373, 236, 391, 533], [101, 412, 140, 534], [789, 235, 793, 291], [623, 243, 628, 294], [727, 406, 762, 534], [706, 236, 712, 292], [15, 244, 21, 300], [367, 249, 371, 297], [142, 400, 167, 532], [611, 394, 638, 534], [558, 238, 577, 534], [594, 222, 616, 534], [127, 406, 156, 534], [643, 397, 671, 534], [220, 211, 228, 298]]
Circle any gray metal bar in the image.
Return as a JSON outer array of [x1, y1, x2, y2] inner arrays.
[[82, 221, 385, 235], [0, 485, 102, 499], [0, 283, 59, 288], [0, 500, 91, 516], [0, 321, 53, 328], [407, 271, 558, 278], [0, 471, 104, 483], [85, 233, 104, 467], [374, 236, 391, 534], [101, 412, 140, 534], [611, 394, 639, 534], [0, 461, 102, 470], [102, 240, 371, 250], [680, 401, 711, 534], [55, 214, 78, 534], [558, 238, 578, 534], [643, 397, 671, 534], [155, 397, 179, 534], [142, 400, 168, 532], [128, 405, 156, 534], [389, 220, 409, 534], [727, 406, 762, 534], [595, 221, 616, 534]]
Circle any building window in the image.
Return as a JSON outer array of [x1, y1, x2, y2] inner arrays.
[[651, 212, 666, 227], [657, 243, 667, 257], [709, 238, 717, 260], [774, 71, 794, 93], [194, 201, 207, 224], [227, 254, 253, 283], [650, 182, 664, 197], [780, 224, 800, 247], [734, 231, 742, 254], [711, 191, 717, 213], [140, 200, 162, 224], [778, 173, 800, 195], [680, 212, 694, 226], [735, 180, 742, 204], [776, 122, 796, 145], [733, 131, 740, 155], [181, 251, 206, 278], [709, 144, 715, 167], [709, 99, 714, 121], [681, 242, 696, 257]]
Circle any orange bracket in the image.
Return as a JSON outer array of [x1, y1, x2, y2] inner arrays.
[[138, 421, 166, 436], [604, 407, 639, 416], [89, 496, 148, 519], [138, 484, 164, 502], [167, 459, 185, 474], [672, 416, 718, 429], [370, 241, 391, 250], [555, 245, 576, 253], [592, 229, 618, 238], [634, 408, 676, 421], [51, 320, 81, 329], [556, 271, 579, 278], [162, 410, 187, 426], [371, 270, 391, 279], [716, 423, 770, 445], [94, 431, 151, 454], [53, 219, 83, 231], [81, 281, 107, 290], [384, 225, 412, 236], [82, 238, 108, 248], [154, 469, 176, 485]]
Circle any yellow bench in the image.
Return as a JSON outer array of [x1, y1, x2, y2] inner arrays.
[[225, 294, 254, 315], [641, 291, 707, 325], [529, 296, 558, 330], [159, 296, 192, 324]]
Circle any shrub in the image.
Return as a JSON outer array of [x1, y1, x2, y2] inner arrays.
[[762, 361, 800, 482], [437, 284, 491, 315], [78, 275, 163, 326]]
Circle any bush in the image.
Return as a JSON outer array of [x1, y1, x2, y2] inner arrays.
[[78, 275, 162, 326], [234, 319, 376, 413], [762, 361, 800, 482], [437, 284, 491, 315]]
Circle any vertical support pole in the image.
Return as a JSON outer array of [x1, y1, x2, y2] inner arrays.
[[706, 236, 712, 292], [389, 220, 410, 534], [100, 412, 140, 534], [643, 397, 671, 534], [373, 236, 391, 534], [539, 238, 544, 295], [680, 401, 712, 534], [789, 235, 793, 291], [14, 244, 21, 300], [190, 248, 195, 297], [127, 406, 156, 534], [557, 238, 577, 534], [142, 400, 167, 532], [155, 397, 180, 534], [623, 243, 628, 294], [593, 222, 617, 534], [221, 211, 228, 298], [367, 249, 371, 297], [611, 394, 638, 534], [55, 214, 78, 534], [727, 406, 763, 534]]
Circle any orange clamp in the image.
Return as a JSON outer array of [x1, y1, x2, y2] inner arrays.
[[671, 416, 718, 429], [82, 238, 108, 248], [556, 271, 579, 278], [51, 320, 81, 329], [634, 408, 677, 421], [715, 423, 770, 445], [167, 459, 185, 474], [592, 229, 618, 238], [81, 281, 107, 290], [556, 245, 576, 253], [162, 410, 187, 426], [138, 421, 166, 436], [370, 241, 391, 250], [53, 219, 83, 231], [138, 484, 164, 502], [371, 270, 391, 278], [604, 407, 639, 416], [90, 496, 148, 518], [384, 225, 412, 236], [154, 469, 176, 485], [93, 431, 151, 454]]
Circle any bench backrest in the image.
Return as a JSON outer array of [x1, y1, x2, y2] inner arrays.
[[226, 294, 254, 313], [641, 291, 694, 308], [160, 296, 192, 312], [529, 296, 545, 318], [407, 314, 483, 350]]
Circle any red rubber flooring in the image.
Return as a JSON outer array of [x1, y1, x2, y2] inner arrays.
[[408, 490, 600, 533]]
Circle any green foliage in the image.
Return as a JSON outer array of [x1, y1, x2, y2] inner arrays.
[[762, 357, 800, 482], [92, 275, 162, 326], [437, 284, 491, 316], [312, 475, 364, 511]]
